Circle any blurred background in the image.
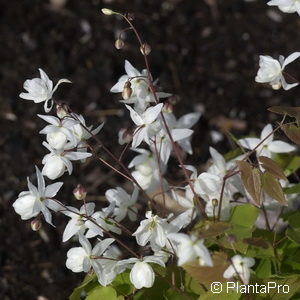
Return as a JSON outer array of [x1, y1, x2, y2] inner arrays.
[[1, 0, 300, 299]]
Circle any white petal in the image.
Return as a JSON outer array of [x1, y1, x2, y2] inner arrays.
[[92, 238, 115, 256], [37, 114, 60, 126], [239, 137, 261, 150], [35, 166, 45, 195], [171, 128, 193, 142], [269, 141, 296, 153], [126, 105, 144, 126], [45, 182, 63, 198], [144, 103, 163, 124], [63, 220, 80, 242], [282, 52, 300, 69], [79, 232, 92, 254], [223, 265, 235, 279], [132, 127, 146, 148], [64, 151, 92, 161], [209, 147, 226, 173], [176, 112, 201, 129], [125, 60, 140, 77], [260, 124, 273, 142], [130, 262, 154, 289]]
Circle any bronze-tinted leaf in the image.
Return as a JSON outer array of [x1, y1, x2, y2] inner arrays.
[[243, 237, 270, 249], [262, 172, 287, 206], [237, 161, 262, 206], [195, 221, 231, 239], [183, 252, 229, 285], [258, 156, 287, 180], [282, 124, 300, 145], [268, 106, 300, 118]]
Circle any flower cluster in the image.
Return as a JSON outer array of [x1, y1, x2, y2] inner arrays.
[[12, 5, 300, 298]]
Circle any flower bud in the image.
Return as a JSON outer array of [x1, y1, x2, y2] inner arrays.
[[227, 234, 237, 244], [140, 43, 151, 56], [73, 184, 87, 200], [31, 219, 42, 231], [118, 128, 132, 145], [56, 103, 68, 119], [212, 199, 219, 207], [126, 13, 135, 21], [272, 82, 281, 90], [122, 81, 132, 100], [163, 102, 173, 113], [42, 156, 65, 180], [115, 39, 125, 50], [101, 8, 114, 15]]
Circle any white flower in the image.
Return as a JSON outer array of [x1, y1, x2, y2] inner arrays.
[[62, 203, 95, 242], [19, 68, 71, 112], [132, 211, 169, 251], [255, 53, 300, 90], [38, 114, 78, 149], [13, 166, 63, 225], [223, 255, 255, 284], [126, 103, 163, 148], [105, 187, 138, 222], [168, 233, 213, 267], [70, 113, 104, 146], [129, 148, 166, 193], [85, 209, 122, 238], [116, 256, 165, 289], [239, 123, 296, 158], [267, 0, 300, 15], [66, 233, 115, 286], [42, 142, 92, 180], [110, 60, 171, 112]]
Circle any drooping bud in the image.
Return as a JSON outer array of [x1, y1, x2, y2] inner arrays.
[[227, 234, 237, 244], [115, 39, 125, 50], [163, 102, 173, 113], [272, 82, 281, 90], [31, 218, 42, 231], [126, 13, 135, 21], [73, 184, 87, 200], [118, 128, 132, 145], [140, 43, 151, 56], [56, 103, 68, 119], [212, 198, 219, 207], [101, 8, 115, 15], [122, 81, 132, 100]]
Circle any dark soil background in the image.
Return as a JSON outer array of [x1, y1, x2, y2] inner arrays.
[[1, 0, 300, 299]]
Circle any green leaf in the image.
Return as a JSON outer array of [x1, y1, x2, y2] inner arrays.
[[111, 270, 134, 296], [184, 272, 206, 295], [286, 228, 300, 244], [264, 275, 300, 300], [256, 259, 272, 279], [230, 204, 259, 228], [69, 273, 97, 300], [283, 183, 300, 195], [262, 172, 287, 206], [164, 288, 198, 300], [224, 148, 243, 162], [86, 286, 117, 300], [275, 154, 300, 177], [258, 156, 287, 180], [198, 283, 240, 300]]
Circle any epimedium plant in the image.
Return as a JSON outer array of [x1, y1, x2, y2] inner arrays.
[[13, 4, 300, 300]]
